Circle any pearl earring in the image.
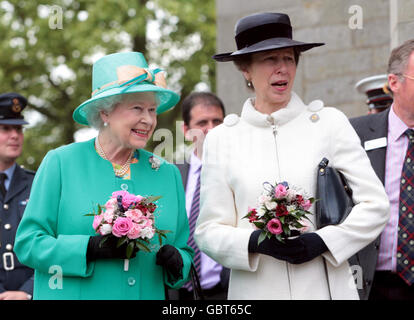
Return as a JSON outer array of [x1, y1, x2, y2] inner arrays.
[[103, 122, 108, 127]]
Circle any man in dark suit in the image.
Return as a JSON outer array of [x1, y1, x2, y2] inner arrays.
[[175, 92, 229, 300], [350, 39, 414, 300], [0, 93, 34, 300]]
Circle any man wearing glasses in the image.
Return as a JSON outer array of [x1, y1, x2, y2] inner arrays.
[[350, 39, 414, 300]]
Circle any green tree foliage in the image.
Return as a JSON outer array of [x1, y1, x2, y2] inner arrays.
[[0, 0, 216, 170]]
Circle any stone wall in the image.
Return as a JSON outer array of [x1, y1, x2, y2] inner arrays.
[[215, 0, 393, 117]]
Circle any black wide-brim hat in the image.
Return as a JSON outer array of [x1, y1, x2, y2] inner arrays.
[[213, 12, 324, 62]]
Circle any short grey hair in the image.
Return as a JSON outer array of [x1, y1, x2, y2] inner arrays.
[[388, 39, 414, 80], [85, 95, 123, 130], [84, 92, 160, 130]]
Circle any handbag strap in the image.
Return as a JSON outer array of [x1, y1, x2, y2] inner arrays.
[[190, 263, 205, 300]]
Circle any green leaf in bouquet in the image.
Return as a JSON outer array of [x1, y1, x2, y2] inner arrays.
[[136, 241, 151, 253], [276, 234, 284, 243], [253, 222, 265, 229], [293, 222, 304, 229], [83, 213, 96, 216], [126, 241, 135, 259], [282, 223, 290, 235], [117, 236, 128, 248], [99, 235, 109, 248], [146, 195, 162, 203], [257, 232, 267, 245], [279, 216, 285, 224], [97, 204, 103, 215], [158, 229, 172, 235]]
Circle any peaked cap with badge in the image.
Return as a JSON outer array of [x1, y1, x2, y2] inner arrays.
[[0, 93, 29, 125]]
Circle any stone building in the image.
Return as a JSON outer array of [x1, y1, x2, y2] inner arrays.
[[215, 0, 414, 117]]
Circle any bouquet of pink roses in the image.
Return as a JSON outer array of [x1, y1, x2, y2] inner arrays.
[[86, 190, 170, 270], [244, 182, 314, 244]]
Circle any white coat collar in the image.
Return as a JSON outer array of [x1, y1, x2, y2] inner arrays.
[[241, 92, 306, 127]]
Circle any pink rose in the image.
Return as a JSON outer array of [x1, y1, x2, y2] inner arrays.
[[112, 217, 133, 237], [105, 197, 117, 210], [111, 190, 129, 200], [103, 207, 115, 224], [111, 191, 136, 209], [267, 218, 283, 235], [127, 223, 142, 240], [92, 214, 103, 231], [125, 208, 143, 222], [274, 184, 288, 199], [301, 199, 312, 211]]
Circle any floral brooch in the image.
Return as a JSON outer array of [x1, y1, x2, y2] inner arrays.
[[149, 156, 161, 171]]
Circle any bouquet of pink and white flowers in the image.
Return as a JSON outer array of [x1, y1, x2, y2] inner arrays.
[[86, 190, 170, 270], [244, 182, 314, 244]]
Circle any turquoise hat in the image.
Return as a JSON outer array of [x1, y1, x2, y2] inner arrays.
[[73, 52, 180, 126]]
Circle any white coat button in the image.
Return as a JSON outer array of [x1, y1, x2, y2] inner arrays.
[[3, 204, 9, 210], [5, 244, 13, 251], [127, 277, 136, 286], [4, 224, 11, 230]]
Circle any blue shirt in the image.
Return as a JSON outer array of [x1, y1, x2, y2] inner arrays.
[[2, 163, 17, 191]]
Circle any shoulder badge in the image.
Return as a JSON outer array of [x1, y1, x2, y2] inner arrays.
[[223, 114, 240, 127]]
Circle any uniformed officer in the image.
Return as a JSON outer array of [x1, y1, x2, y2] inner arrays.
[[355, 74, 393, 114], [0, 93, 34, 300]]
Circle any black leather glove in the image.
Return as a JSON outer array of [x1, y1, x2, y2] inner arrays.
[[156, 245, 183, 281], [86, 235, 139, 262], [285, 232, 328, 264], [248, 230, 328, 265], [248, 230, 304, 261]]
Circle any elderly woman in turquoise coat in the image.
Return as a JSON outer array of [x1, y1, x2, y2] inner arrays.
[[14, 52, 194, 300]]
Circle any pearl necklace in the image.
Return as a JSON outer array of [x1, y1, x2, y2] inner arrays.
[[95, 137, 133, 177]]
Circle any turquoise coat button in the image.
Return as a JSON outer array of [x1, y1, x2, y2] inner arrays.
[[127, 277, 136, 286]]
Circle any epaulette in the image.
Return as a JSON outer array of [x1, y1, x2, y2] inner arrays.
[[20, 165, 36, 175], [223, 114, 240, 127]]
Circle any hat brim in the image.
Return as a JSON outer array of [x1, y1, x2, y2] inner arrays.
[[73, 83, 180, 126], [0, 119, 29, 125], [213, 38, 325, 62]]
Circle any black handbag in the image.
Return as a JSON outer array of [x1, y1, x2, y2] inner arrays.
[[189, 263, 205, 300], [164, 263, 205, 300], [315, 157, 354, 229]]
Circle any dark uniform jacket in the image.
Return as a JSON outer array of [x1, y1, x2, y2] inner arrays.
[[349, 108, 390, 300], [0, 164, 35, 295]]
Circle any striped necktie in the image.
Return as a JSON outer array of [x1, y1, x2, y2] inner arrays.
[[184, 169, 202, 290], [397, 129, 414, 286]]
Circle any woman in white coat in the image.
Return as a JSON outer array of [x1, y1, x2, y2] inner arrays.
[[194, 12, 390, 300]]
